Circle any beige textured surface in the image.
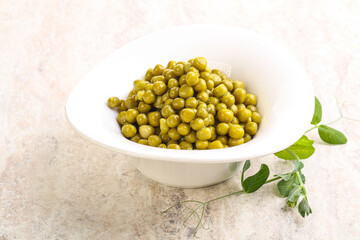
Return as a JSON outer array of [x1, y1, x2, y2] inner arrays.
[[1, 1, 360, 239]]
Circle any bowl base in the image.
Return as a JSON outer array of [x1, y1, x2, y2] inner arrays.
[[131, 157, 243, 188]]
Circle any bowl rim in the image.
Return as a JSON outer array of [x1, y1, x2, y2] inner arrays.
[[65, 24, 314, 163]]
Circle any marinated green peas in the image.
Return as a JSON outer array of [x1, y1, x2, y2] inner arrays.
[[107, 57, 261, 149]]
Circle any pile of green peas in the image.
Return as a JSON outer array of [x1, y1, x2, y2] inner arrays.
[[107, 57, 261, 150]]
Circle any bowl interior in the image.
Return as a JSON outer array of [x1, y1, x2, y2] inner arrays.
[[66, 25, 314, 163]]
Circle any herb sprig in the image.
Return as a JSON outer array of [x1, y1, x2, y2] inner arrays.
[[162, 96, 356, 237]]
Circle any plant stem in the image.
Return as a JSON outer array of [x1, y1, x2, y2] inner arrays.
[[265, 176, 281, 184], [305, 125, 317, 134]]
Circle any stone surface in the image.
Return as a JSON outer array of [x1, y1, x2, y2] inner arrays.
[[1, 1, 360, 239]]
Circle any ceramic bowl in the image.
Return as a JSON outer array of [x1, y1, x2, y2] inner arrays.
[[65, 25, 314, 188]]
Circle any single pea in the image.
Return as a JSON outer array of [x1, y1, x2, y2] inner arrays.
[[128, 89, 136, 98], [122, 124, 137, 138], [160, 118, 169, 134], [189, 67, 200, 76], [190, 118, 205, 131], [196, 127, 212, 141], [196, 140, 209, 149], [161, 105, 176, 118], [161, 92, 169, 102], [169, 87, 179, 99], [136, 113, 148, 126], [172, 98, 185, 110], [222, 79, 233, 92], [208, 140, 224, 149], [217, 109, 234, 123], [135, 90, 145, 102], [245, 122, 258, 135], [208, 97, 220, 106], [216, 103, 227, 111], [167, 60, 177, 69], [168, 128, 181, 141], [208, 114, 215, 125], [203, 117, 210, 126], [117, 111, 127, 125], [168, 78, 179, 88], [200, 71, 211, 81], [216, 123, 230, 135], [164, 98, 172, 106], [196, 107, 208, 119], [209, 126, 216, 141], [153, 64, 165, 76], [125, 97, 138, 109], [233, 81, 244, 89], [185, 97, 198, 108], [237, 108, 252, 123], [197, 91, 209, 102], [233, 88, 247, 104], [237, 103, 246, 109], [148, 135, 162, 147], [125, 109, 139, 123], [184, 131, 196, 143], [130, 133, 141, 143], [207, 80, 215, 90], [186, 72, 200, 86], [145, 68, 154, 81], [252, 112, 262, 124], [117, 99, 127, 112], [212, 69, 221, 75], [167, 114, 181, 128], [179, 75, 187, 86], [229, 105, 238, 115], [153, 81, 167, 95], [229, 124, 245, 139], [216, 135, 228, 145], [243, 133, 252, 143], [147, 111, 161, 127], [145, 83, 154, 91], [139, 125, 155, 139], [180, 108, 196, 123], [179, 85, 194, 99], [153, 96, 164, 109], [151, 75, 166, 83], [167, 139, 178, 145], [222, 93, 235, 107], [138, 139, 148, 145], [231, 116, 240, 125], [183, 62, 191, 73], [247, 105, 258, 112], [193, 57, 207, 71], [210, 74, 222, 86], [163, 69, 176, 80], [173, 64, 185, 76], [194, 78, 207, 92], [197, 102, 207, 110], [180, 141, 193, 150], [244, 94, 257, 106], [220, 73, 227, 80], [177, 123, 191, 136], [213, 84, 228, 98], [158, 143, 167, 148], [168, 144, 181, 149], [228, 137, 244, 147], [160, 133, 170, 144], [107, 97, 121, 108], [207, 104, 216, 115], [143, 90, 156, 104]]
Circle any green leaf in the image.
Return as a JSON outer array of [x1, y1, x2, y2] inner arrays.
[[242, 164, 270, 193], [292, 160, 304, 172], [274, 135, 315, 160], [241, 160, 251, 185], [277, 175, 298, 197], [311, 96, 322, 125], [318, 125, 347, 145], [275, 173, 292, 181], [287, 185, 304, 203], [298, 198, 312, 217]]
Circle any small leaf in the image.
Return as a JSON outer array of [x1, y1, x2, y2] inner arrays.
[[242, 164, 270, 193], [241, 160, 251, 185], [318, 125, 347, 145], [292, 160, 304, 172], [274, 135, 315, 160], [298, 198, 312, 217], [275, 173, 292, 181], [311, 96, 322, 125], [287, 185, 304, 203], [277, 175, 298, 197]]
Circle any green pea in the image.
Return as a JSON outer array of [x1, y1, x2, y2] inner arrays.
[[252, 112, 262, 124], [180, 108, 196, 123], [125, 109, 139, 123], [172, 98, 185, 110], [179, 85, 194, 99], [177, 123, 191, 136], [196, 127, 212, 141], [168, 128, 181, 141], [228, 137, 244, 147], [229, 124, 245, 139], [153, 64, 165, 76], [196, 140, 209, 149], [213, 84, 228, 98], [117, 111, 127, 125], [167, 144, 181, 149], [143, 90, 156, 104], [193, 57, 207, 71], [139, 125, 155, 139], [122, 124, 137, 138], [136, 113, 148, 126], [208, 140, 224, 149], [145, 68, 154, 81], [173, 64, 184, 76], [148, 135, 162, 147], [244, 94, 257, 106], [153, 81, 167, 95], [148, 111, 161, 127], [167, 114, 181, 128], [168, 78, 179, 88], [217, 109, 234, 123], [233, 88, 246, 104], [190, 118, 205, 131], [107, 97, 121, 108], [184, 130, 196, 143], [216, 123, 230, 135], [185, 97, 198, 108], [245, 122, 258, 135], [237, 108, 252, 123], [186, 72, 200, 86], [179, 141, 193, 150]]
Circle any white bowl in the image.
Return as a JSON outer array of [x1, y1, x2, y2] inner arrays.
[[65, 25, 314, 188]]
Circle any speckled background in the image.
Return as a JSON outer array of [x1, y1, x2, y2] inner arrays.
[[1, 1, 360, 239]]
